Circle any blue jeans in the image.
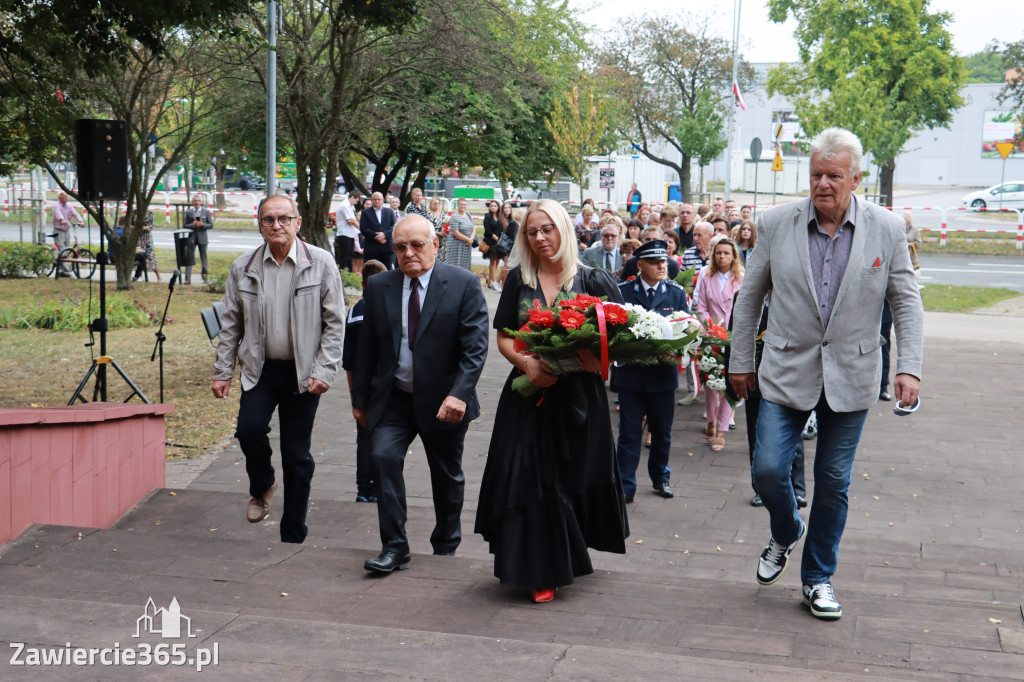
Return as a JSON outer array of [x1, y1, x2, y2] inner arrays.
[[753, 393, 867, 585]]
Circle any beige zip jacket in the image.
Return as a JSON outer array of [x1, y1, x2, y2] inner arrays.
[[213, 241, 345, 392]]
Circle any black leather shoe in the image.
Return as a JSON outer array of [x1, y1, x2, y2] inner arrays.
[[653, 482, 674, 498], [364, 551, 410, 574], [879, 390, 892, 401], [796, 495, 808, 509], [624, 494, 635, 504], [750, 494, 763, 507]]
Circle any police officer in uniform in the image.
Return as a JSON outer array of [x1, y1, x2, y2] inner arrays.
[[614, 239, 690, 502]]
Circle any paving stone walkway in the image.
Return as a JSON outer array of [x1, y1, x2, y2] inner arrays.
[[2, 289, 1024, 680]]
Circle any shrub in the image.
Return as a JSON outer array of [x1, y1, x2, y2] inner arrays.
[[0, 241, 53, 278], [13, 294, 152, 331], [203, 266, 229, 294], [340, 268, 362, 290]]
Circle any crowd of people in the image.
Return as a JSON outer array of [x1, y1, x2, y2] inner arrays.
[[213, 127, 924, 622]]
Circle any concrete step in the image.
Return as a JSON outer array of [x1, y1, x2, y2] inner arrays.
[[1, 488, 1022, 679]]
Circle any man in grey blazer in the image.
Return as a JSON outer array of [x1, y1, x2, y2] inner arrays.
[[729, 127, 923, 621], [183, 194, 213, 285], [581, 221, 622, 271]]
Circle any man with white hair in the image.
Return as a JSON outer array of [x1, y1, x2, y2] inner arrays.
[[729, 127, 923, 620]]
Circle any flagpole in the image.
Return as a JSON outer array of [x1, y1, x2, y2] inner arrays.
[[724, 0, 742, 203]]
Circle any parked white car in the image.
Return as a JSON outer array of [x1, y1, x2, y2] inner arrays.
[[962, 182, 1024, 210]]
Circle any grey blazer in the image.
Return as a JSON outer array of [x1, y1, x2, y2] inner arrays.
[[729, 197, 923, 413], [581, 243, 621, 271]]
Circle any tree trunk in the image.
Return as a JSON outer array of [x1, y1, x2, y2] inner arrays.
[[680, 154, 693, 203], [878, 159, 895, 208]]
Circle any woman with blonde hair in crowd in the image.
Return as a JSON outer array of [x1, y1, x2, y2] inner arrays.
[[475, 199, 628, 604], [427, 196, 448, 263], [696, 237, 744, 452]]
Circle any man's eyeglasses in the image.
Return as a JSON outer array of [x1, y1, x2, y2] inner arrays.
[[260, 215, 297, 228], [601, 232, 617, 238], [394, 240, 431, 253]]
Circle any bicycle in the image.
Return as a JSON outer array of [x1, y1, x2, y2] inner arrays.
[[44, 224, 97, 279]]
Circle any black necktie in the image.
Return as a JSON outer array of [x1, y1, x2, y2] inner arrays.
[[646, 286, 655, 306], [408, 278, 420, 350]]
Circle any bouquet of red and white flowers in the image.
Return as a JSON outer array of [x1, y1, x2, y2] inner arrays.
[[692, 318, 732, 400], [506, 293, 703, 396]]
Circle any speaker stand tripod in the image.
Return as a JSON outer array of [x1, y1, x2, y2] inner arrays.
[[67, 198, 150, 405]]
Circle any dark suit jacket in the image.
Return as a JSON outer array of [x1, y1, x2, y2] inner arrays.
[[612, 278, 689, 393], [352, 261, 489, 433], [359, 207, 397, 257]]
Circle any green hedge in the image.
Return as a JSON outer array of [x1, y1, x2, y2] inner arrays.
[[0, 241, 52, 278]]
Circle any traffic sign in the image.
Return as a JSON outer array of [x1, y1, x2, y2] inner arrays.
[[771, 148, 783, 172], [995, 142, 1015, 160], [774, 124, 783, 141], [750, 137, 762, 162]]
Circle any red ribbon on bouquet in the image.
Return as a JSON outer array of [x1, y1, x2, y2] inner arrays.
[[595, 302, 610, 381]]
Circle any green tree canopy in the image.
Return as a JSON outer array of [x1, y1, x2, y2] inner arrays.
[[765, 0, 964, 205], [964, 44, 1008, 84], [600, 14, 751, 203]]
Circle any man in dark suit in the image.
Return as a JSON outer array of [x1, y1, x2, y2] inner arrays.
[[352, 214, 489, 574], [614, 240, 690, 503], [183, 195, 213, 284], [359, 191, 397, 269]]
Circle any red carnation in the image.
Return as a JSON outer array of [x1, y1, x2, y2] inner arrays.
[[528, 308, 555, 328], [559, 309, 587, 330], [602, 303, 628, 326], [558, 299, 578, 309], [626, 275, 636, 281], [572, 294, 602, 310], [706, 321, 728, 340]]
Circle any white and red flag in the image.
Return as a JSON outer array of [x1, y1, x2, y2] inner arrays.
[[732, 80, 746, 111]]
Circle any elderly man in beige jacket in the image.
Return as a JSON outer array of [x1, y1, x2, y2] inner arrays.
[[212, 194, 345, 543]]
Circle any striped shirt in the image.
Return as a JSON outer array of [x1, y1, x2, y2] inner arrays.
[[807, 196, 857, 328]]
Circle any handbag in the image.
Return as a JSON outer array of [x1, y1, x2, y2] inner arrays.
[[478, 240, 487, 254], [495, 233, 514, 256]]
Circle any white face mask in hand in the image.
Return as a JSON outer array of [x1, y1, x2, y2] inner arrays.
[[893, 397, 921, 417]]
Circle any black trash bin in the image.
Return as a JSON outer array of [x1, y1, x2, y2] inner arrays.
[[173, 230, 195, 269]]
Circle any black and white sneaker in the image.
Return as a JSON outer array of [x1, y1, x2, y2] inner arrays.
[[756, 520, 806, 585], [802, 582, 843, 619]]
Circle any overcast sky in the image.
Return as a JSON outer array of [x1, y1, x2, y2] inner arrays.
[[570, 0, 1021, 64]]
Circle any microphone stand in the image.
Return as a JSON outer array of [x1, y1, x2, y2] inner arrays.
[[150, 269, 180, 403]]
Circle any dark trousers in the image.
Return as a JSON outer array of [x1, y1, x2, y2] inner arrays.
[[371, 388, 466, 555], [745, 386, 805, 497], [355, 422, 374, 497], [616, 388, 674, 497], [334, 235, 354, 271], [185, 243, 208, 281], [235, 359, 321, 543], [364, 249, 394, 270], [880, 299, 893, 392], [132, 252, 148, 281]]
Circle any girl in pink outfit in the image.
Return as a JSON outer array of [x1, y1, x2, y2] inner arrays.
[[696, 238, 744, 451]]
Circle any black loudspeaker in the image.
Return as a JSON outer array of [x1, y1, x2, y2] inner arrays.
[[75, 119, 128, 201]]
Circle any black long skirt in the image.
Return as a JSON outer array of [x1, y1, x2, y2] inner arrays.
[[474, 368, 629, 588]]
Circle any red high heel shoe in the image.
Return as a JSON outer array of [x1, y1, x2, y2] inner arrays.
[[531, 588, 555, 603]]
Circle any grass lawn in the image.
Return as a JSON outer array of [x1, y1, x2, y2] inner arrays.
[[920, 285, 1021, 313], [0, 276, 239, 459]]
